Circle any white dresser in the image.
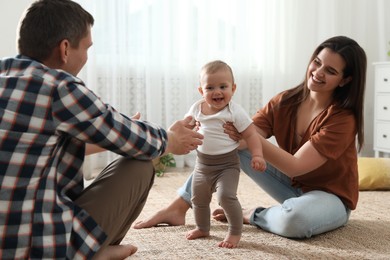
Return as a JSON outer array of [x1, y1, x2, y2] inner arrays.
[[373, 62, 390, 157]]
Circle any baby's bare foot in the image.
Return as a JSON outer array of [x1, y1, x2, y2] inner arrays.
[[218, 234, 241, 248], [186, 228, 210, 240]]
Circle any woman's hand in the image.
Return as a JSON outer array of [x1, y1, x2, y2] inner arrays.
[[223, 121, 242, 141]]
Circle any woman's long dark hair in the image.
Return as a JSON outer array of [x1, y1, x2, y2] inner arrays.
[[279, 36, 367, 151]]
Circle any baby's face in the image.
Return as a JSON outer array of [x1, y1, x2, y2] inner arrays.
[[198, 69, 236, 114]]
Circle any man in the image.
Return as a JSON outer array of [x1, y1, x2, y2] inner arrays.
[[0, 0, 203, 259]]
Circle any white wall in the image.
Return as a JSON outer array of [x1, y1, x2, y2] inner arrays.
[[0, 0, 34, 58]]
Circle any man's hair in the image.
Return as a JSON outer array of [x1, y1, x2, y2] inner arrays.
[[200, 60, 235, 83], [18, 0, 94, 62]]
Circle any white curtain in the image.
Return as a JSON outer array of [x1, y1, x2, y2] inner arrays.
[[77, 0, 390, 174]]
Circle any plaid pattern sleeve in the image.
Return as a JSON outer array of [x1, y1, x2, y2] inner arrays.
[[0, 56, 168, 259]]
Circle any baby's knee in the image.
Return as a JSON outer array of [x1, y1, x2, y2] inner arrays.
[[217, 193, 237, 208]]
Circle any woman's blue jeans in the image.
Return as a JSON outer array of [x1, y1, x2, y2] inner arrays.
[[178, 149, 351, 238]]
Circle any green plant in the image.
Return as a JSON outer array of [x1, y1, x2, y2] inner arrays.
[[153, 153, 176, 177]]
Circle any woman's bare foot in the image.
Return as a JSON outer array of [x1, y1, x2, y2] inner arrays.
[[92, 244, 137, 260], [218, 234, 241, 248], [212, 208, 254, 224], [186, 228, 210, 240], [133, 197, 190, 229]]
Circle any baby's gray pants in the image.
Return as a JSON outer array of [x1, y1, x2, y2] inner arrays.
[[192, 149, 242, 235]]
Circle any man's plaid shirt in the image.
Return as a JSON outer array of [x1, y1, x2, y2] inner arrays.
[[0, 56, 167, 259]]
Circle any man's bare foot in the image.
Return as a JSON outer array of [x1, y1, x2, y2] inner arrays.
[[218, 234, 241, 248], [186, 228, 210, 240], [133, 197, 190, 229], [92, 244, 137, 260], [212, 208, 254, 224]]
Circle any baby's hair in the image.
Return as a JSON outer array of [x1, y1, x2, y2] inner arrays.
[[200, 60, 235, 83]]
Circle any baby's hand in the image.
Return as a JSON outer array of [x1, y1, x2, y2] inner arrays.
[[251, 156, 267, 172]]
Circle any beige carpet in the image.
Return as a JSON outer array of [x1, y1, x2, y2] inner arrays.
[[122, 168, 390, 259]]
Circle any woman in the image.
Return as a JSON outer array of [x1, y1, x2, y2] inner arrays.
[[134, 36, 367, 239]]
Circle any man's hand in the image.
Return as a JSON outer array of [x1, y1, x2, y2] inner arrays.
[[165, 116, 203, 155]]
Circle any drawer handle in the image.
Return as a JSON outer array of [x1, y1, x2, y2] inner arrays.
[[383, 134, 388, 139], [385, 78, 389, 82], [384, 106, 388, 110]]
